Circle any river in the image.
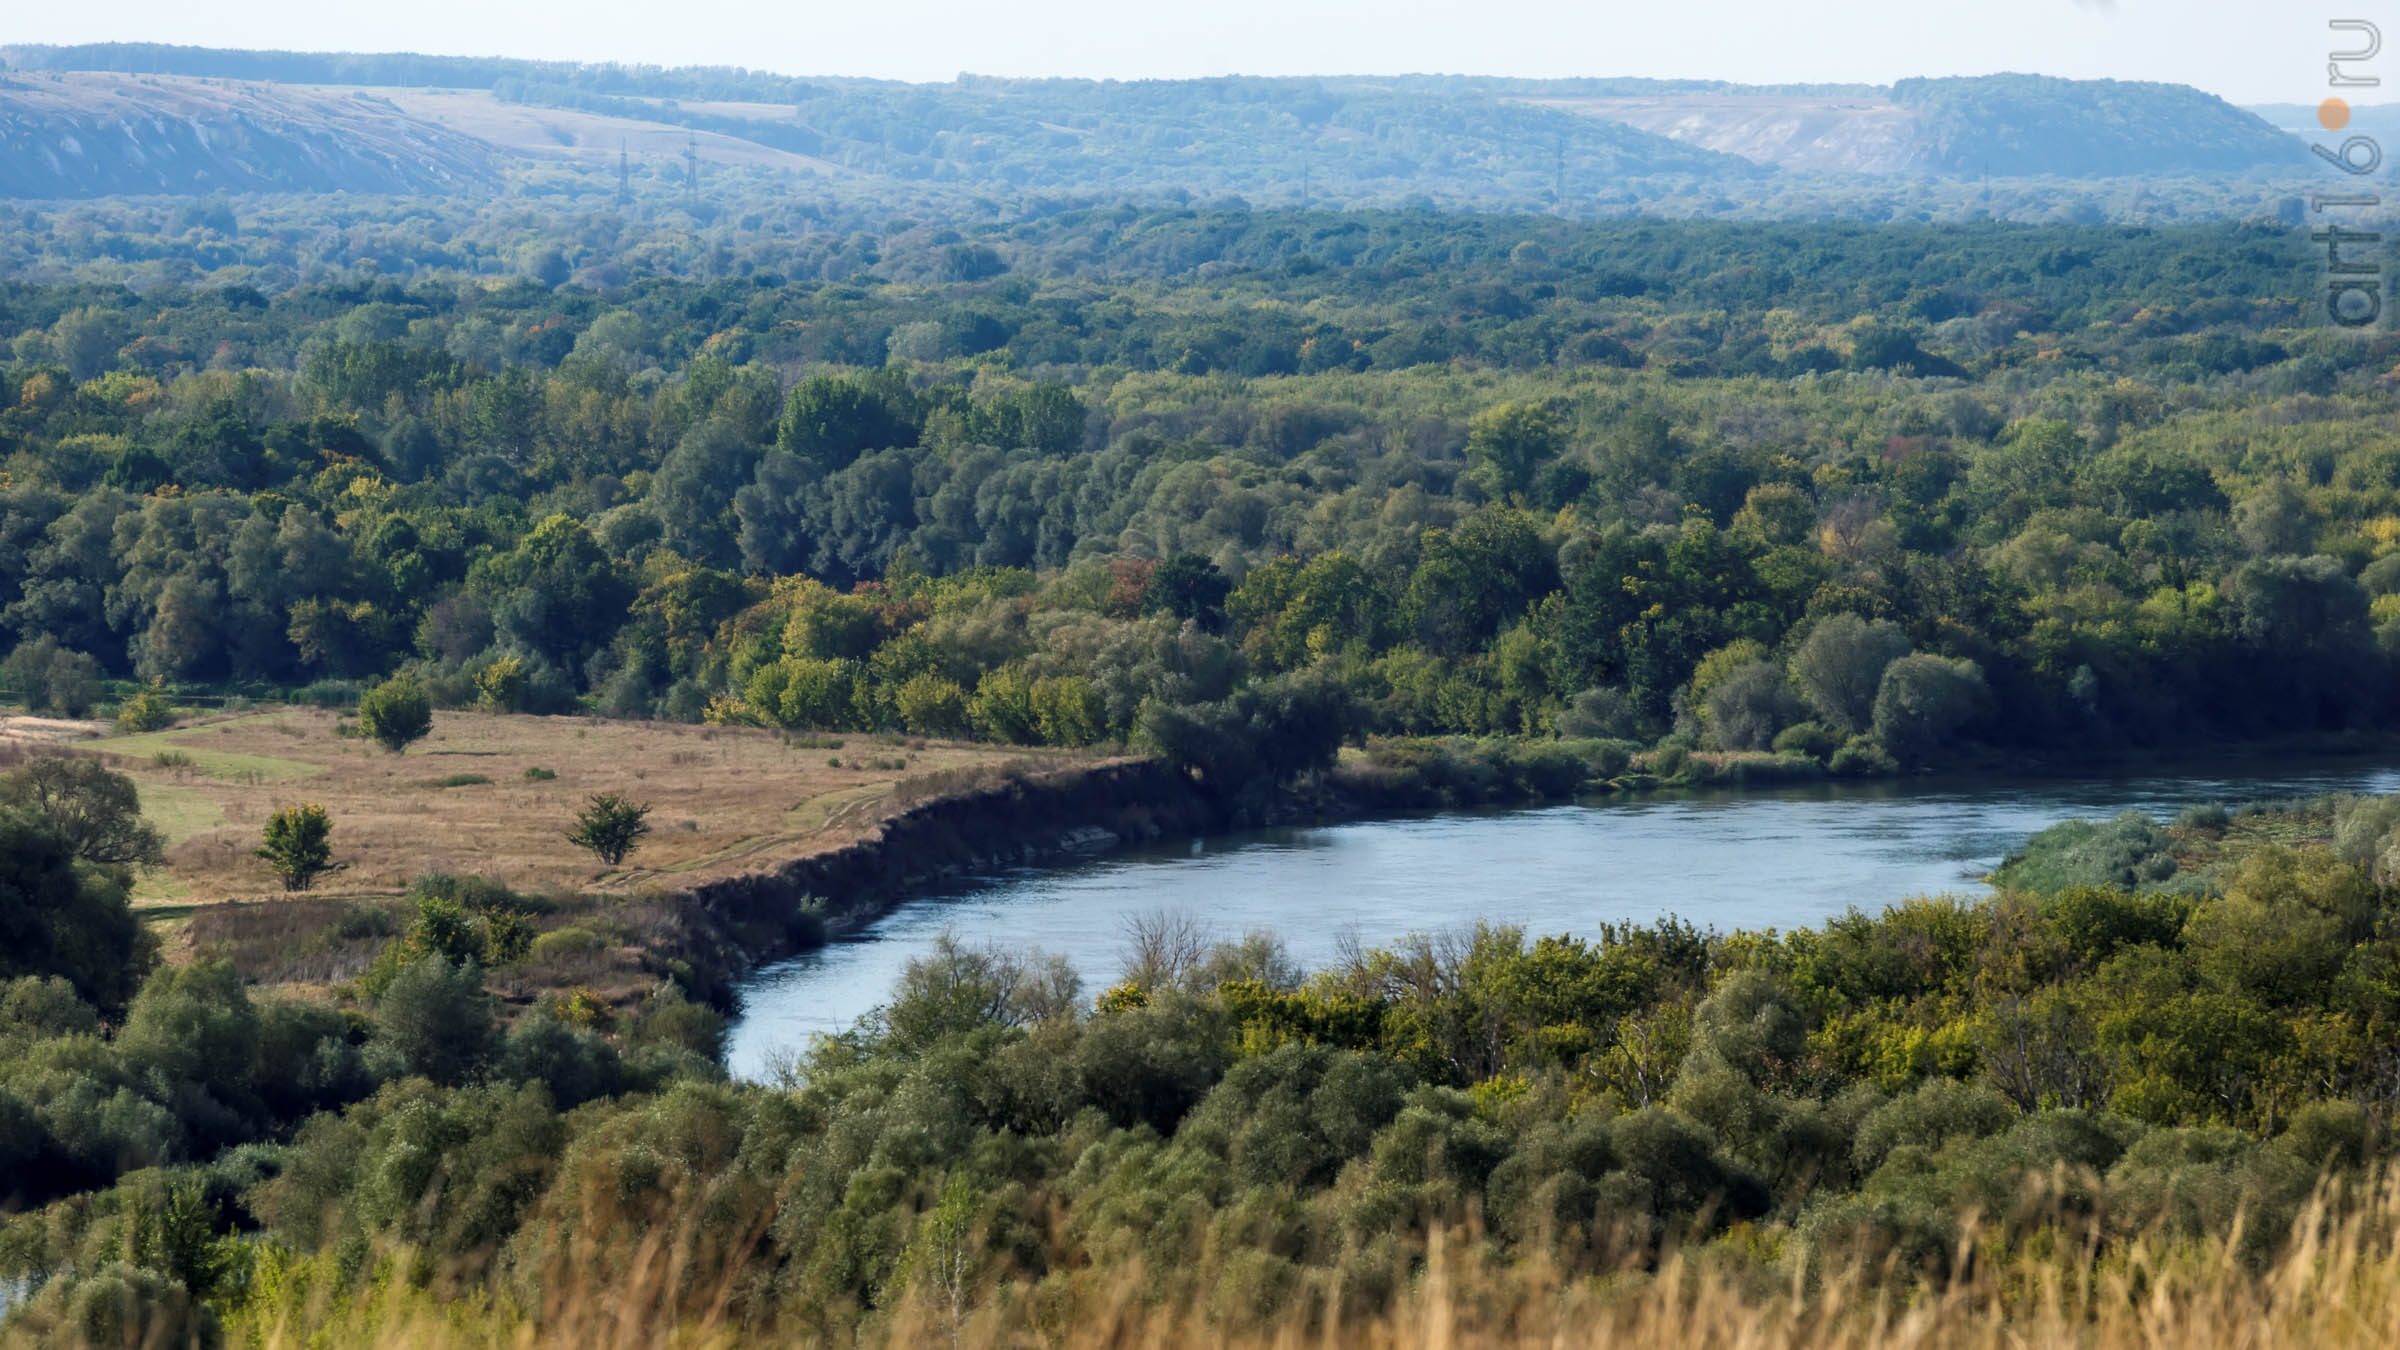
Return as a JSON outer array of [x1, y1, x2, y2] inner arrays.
[[724, 760, 2400, 1079]]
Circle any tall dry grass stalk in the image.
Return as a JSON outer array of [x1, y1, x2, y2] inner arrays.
[[225, 1172, 2400, 1350]]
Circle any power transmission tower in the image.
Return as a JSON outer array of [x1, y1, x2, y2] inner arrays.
[[684, 132, 700, 207], [616, 140, 633, 207], [1554, 134, 1566, 216]]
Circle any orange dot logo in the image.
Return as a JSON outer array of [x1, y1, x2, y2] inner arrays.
[[2321, 97, 2354, 130]]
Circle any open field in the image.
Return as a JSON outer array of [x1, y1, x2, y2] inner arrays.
[[77, 706, 1092, 907]]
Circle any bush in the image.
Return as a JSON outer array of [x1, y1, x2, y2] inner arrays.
[[624, 981, 726, 1059], [1557, 737, 1637, 780], [9, 1262, 211, 1349], [1854, 1079, 2015, 1172], [1138, 674, 1353, 793], [370, 953, 498, 1085], [497, 1011, 623, 1108], [1829, 735, 1899, 778], [379, 875, 538, 975], [567, 793, 651, 866], [1705, 752, 1824, 786], [1772, 721, 1841, 761], [658, 678, 711, 723], [1648, 742, 1691, 780], [1869, 655, 1987, 766], [356, 673, 434, 753], [114, 685, 178, 734], [2176, 802, 2232, 835], [522, 766, 557, 781], [528, 926, 607, 961], [256, 804, 335, 892], [476, 654, 528, 712], [1991, 810, 2178, 894], [1556, 686, 1646, 741]]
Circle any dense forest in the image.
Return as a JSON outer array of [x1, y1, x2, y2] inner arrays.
[[0, 206, 2390, 774]]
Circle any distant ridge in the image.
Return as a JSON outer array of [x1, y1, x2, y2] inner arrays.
[[1531, 74, 2301, 176], [0, 45, 2314, 202]]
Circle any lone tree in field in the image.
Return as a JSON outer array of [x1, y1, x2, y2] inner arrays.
[[257, 803, 335, 891], [357, 673, 434, 753], [568, 793, 651, 867]]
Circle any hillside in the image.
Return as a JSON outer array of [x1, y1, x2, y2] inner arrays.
[[1534, 74, 2303, 176], [0, 71, 502, 196], [1893, 74, 2301, 176], [0, 48, 1761, 206], [0, 46, 2314, 205], [1522, 91, 1926, 173]]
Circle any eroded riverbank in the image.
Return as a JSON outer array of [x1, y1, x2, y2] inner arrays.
[[724, 757, 2400, 1077]]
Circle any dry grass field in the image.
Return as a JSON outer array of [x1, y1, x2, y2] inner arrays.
[[62, 707, 1089, 909]]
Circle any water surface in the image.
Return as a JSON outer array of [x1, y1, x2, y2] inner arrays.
[[726, 761, 2400, 1079]]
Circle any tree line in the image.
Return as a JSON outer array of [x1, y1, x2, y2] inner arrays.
[[2, 210, 2395, 769]]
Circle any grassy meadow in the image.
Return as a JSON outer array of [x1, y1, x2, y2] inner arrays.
[[0, 705, 1095, 1007], [69, 707, 1085, 905]]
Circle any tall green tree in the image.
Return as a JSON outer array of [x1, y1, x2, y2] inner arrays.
[[0, 815, 151, 1012], [0, 757, 165, 868]]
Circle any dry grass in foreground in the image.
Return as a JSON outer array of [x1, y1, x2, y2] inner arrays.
[[216, 1180, 2400, 1350], [79, 707, 1093, 908]]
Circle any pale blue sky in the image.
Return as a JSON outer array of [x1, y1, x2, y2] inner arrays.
[[5, 1, 2358, 104]]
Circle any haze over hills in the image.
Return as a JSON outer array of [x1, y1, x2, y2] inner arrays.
[[0, 42, 2320, 208]]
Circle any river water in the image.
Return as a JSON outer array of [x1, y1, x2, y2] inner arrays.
[[724, 760, 2400, 1079]]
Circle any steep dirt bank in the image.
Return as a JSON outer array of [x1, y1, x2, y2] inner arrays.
[[652, 760, 1227, 1008]]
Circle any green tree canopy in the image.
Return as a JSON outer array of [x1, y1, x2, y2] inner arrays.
[[0, 815, 151, 1012], [0, 756, 165, 868]]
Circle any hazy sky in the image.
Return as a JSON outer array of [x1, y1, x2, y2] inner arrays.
[[4, 1, 2364, 104]]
